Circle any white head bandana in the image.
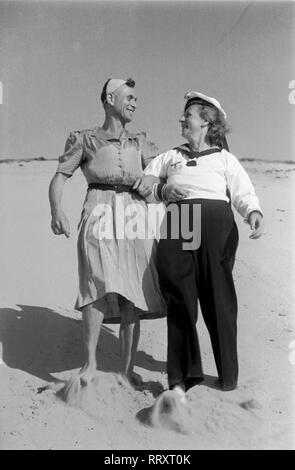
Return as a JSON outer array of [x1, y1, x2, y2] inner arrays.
[[106, 79, 127, 95]]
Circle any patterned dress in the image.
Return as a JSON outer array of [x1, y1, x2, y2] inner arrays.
[[56, 126, 166, 323]]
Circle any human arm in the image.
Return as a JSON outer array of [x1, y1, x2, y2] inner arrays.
[[49, 172, 71, 238], [49, 131, 84, 238], [133, 177, 188, 202], [225, 152, 263, 239], [133, 175, 160, 198], [132, 132, 162, 199], [134, 149, 166, 200], [134, 150, 188, 202], [138, 131, 160, 169]]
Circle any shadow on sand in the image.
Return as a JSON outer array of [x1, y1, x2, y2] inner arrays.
[[0, 305, 166, 385]]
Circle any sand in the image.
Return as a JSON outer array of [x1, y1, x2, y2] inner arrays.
[[0, 159, 294, 450]]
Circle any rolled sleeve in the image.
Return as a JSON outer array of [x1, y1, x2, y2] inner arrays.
[[56, 131, 84, 177], [225, 152, 263, 220]]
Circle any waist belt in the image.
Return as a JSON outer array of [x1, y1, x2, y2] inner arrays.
[[88, 182, 134, 193]]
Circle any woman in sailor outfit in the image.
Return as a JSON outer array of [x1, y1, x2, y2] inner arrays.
[[140, 92, 264, 401]]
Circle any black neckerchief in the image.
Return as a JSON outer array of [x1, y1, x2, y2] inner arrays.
[[174, 144, 221, 166], [187, 147, 221, 159]]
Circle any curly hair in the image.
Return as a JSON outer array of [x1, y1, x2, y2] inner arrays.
[[100, 78, 136, 105], [196, 104, 230, 147]]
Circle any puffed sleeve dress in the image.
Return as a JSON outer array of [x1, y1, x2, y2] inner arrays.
[[56, 127, 166, 323]]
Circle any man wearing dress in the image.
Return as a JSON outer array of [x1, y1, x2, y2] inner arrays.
[[49, 78, 165, 389]]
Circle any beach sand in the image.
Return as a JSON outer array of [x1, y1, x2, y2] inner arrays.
[[0, 159, 294, 450]]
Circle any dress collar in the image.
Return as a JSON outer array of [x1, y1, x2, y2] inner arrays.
[[90, 126, 138, 142]]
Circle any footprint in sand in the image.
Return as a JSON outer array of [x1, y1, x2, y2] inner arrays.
[[239, 399, 262, 411]]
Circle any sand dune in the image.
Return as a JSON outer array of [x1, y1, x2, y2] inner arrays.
[[0, 160, 294, 449]]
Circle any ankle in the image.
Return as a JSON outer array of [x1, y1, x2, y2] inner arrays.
[[83, 359, 97, 369]]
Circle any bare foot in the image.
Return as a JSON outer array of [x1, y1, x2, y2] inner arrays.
[[78, 362, 97, 387], [117, 371, 143, 389]]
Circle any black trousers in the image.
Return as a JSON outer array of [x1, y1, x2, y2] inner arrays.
[[156, 199, 239, 391]]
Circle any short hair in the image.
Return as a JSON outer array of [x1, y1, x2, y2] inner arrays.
[[195, 104, 230, 147], [100, 77, 136, 105]]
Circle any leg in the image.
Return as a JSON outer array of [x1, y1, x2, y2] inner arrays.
[[197, 202, 239, 390], [199, 267, 238, 390], [157, 236, 203, 392], [79, 298, 105, 385], [119, 299, 141, 386]]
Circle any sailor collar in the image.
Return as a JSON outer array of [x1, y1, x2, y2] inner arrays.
[[174, 144, 221, 166]]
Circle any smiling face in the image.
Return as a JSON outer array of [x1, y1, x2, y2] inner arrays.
[[111, 84, 137, 123], [179, 104, 207, 144]]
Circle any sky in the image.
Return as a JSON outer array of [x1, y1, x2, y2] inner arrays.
[[0, 0, 294, 161]]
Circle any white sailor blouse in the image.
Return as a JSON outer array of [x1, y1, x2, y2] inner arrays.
[[143, 144, 262, 220]]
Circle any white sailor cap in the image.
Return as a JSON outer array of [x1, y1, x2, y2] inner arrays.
[[184, 91, 227, 119], [106, 78, 128, 95]]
